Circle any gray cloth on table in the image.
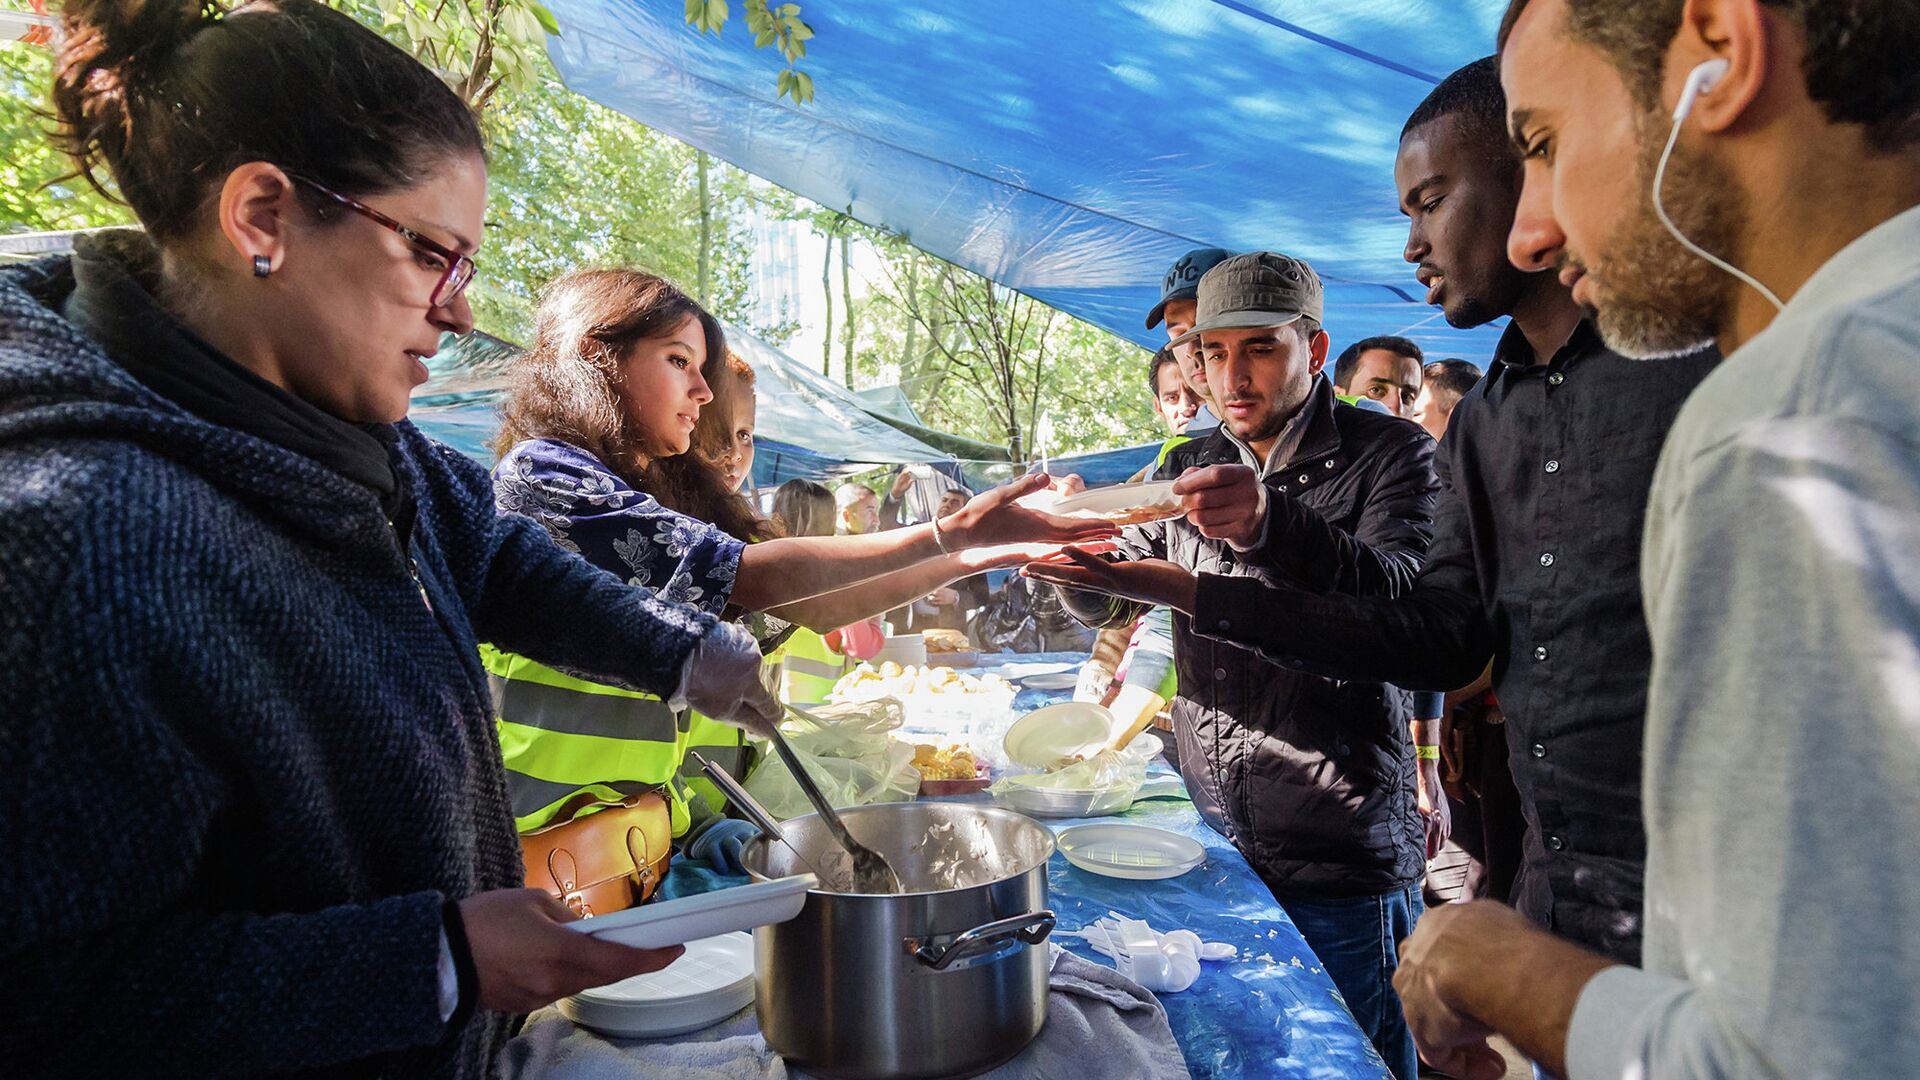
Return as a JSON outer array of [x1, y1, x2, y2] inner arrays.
[[504, 945, 1191, 1080]]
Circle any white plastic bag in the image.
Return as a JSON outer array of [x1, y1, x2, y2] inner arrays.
[[780, 697, 905, 758], [743, 698, 919, 820], [990, 747, 1147, 798]]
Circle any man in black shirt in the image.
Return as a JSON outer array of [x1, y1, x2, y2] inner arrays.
[[1030, 58, 1716, 968]]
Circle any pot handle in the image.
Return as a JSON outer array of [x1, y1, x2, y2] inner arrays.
[[910, 910, 1056, 972]]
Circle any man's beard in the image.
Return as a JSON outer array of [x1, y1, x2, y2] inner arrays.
[[1575, 120, 1744, 359], [1227, 375, 1312, 449]]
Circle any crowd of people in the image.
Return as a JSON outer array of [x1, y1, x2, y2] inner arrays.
[[0, 1, 1915, 1079], [1025, 3, 1920, 1079]]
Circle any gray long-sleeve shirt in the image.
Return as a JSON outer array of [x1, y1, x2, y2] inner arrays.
[[1567, 204, 1920, 1079]]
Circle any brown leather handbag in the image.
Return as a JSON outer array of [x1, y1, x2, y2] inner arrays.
[[519, 790, 673, 917]]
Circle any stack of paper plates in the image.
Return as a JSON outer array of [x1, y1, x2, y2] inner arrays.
[[559, 932, 756, 1039]]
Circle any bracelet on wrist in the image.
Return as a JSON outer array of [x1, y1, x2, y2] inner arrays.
[[930, 515, 954, 555]]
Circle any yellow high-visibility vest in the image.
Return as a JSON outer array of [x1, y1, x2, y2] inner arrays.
[[1153, 434, 1193, 469], [484, 645, 715, 836], [779, 628, 847, 705]]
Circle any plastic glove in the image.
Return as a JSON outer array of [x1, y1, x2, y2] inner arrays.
[[685, 816, 761, 876], [1073, 659, 1116, 703], [680, 621, 781, 736]]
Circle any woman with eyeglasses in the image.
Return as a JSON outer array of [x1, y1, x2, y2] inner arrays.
[[485, 269, 1111, 837], [0, 3, 792, 1076]]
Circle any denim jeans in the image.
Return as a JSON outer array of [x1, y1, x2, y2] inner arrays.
[[1278, 883, 1424, 1080]]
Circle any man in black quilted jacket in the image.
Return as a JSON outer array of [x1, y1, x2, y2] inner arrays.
[[1034, 251, 1439, 1080]]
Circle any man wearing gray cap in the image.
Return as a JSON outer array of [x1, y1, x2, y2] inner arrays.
[[1035, 251, 1440, 1079]]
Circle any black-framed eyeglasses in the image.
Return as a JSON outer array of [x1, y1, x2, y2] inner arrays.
[[292, 175, 476, 308]]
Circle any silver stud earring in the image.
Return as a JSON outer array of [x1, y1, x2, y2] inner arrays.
[[252, 255, 271, 278]]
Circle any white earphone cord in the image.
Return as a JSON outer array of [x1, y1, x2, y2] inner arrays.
[[1653, 98, 1786, 312]]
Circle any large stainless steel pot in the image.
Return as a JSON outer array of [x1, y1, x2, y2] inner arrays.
[[743, 801, 1056, 1079]]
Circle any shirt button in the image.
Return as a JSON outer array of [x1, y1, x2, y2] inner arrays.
[[1216, 619, 1231, 632], [1533, 645, 1550, 662], [1323, 460, 1335, 469], [1547, 834, 1566, 851], [1297, 473, 1310, 484], [1539, 552, 1556, 567], [1544, 459, 1560, 474], [1213, 668, 1228, 681], [1531, 742, 1547, 758], [1547, 372, 1566, 387]]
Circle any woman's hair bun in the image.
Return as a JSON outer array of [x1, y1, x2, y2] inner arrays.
[[44, 0, 482, 243], [53, 1, 221, 174]]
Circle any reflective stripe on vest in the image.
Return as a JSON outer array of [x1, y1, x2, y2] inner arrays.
[[780, 629, 845, 704], [481, 644, 694, 836]]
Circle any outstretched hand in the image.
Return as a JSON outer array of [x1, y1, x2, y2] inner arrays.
[[944, 473, 1116, 549], [955, 539, 1117, 572], [1021, 548, 1197, 614]]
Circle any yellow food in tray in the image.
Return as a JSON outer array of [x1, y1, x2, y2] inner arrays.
[[911, 743, 979, 781]]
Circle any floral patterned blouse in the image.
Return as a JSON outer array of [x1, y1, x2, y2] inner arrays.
[[493, 438, 746, 619]]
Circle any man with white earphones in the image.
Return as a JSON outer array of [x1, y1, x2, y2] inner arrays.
[[1392, 1, 1920, 1079]]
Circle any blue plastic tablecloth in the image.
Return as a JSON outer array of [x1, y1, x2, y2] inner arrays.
[[663, 652, 1387, 1080], [972, 652, 1389, 1080]]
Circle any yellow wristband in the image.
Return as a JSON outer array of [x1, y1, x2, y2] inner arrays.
[[1414, 744, 1440, 761]]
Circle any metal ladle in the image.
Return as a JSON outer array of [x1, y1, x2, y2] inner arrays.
[[692, 751, 838, 885], [771, 706, 903, 894]]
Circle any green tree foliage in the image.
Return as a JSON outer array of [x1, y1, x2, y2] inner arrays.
[[2, 12, 792, 349], [845, 224, 1159, 459], [464, 67, 797, 344], [684, 0, 816, 104], [353, 0, 560, 111], [0, 42, 131, 232]]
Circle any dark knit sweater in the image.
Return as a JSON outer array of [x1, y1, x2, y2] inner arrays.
[[0, 247, 722, 1078]]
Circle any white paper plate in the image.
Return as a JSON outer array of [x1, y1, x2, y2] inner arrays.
[[559, 932, 755, 1039], [567, 875, 815, 950], [1056, 823, 1207, 880], [1003, 702, 1114, 769], [1019, 671, 1081, 690], [1048, 480, 1182, 524], [999, 661, 1075, 678]]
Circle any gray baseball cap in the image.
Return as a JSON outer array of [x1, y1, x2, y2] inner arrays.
[[1146, 246, 1235, 329], [1185, 251, 1325, 340]]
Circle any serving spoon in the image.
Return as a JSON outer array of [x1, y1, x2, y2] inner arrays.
[[771, 705, 903, 894]]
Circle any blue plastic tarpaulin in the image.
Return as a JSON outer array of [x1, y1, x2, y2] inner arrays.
[[409, 322, 970, 483], [543, 0, 1511, 364]]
